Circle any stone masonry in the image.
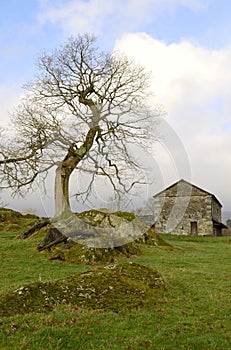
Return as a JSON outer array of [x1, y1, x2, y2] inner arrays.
[[153, 179, 226, 236]]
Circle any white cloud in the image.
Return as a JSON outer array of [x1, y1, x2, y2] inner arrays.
[[38, 0, 207, 36], [114, 33, 231, 210], [38, 0, 114, 34], [189, 134, 231, 209], [38, 0, 113, 35], [0, 85, 22, 126], [115, 33, 231, 105], [114, 32, 231, 132]]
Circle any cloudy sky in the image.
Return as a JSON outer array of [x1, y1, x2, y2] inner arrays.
[[1, 0, 231, 216]]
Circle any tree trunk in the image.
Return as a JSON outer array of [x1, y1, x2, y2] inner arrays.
[[55, 165, 64, 217], [54, 126, 100, 217], [55, 164, 73, 217]]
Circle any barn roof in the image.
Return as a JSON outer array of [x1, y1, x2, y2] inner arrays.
[[153, 179, 222, 207]]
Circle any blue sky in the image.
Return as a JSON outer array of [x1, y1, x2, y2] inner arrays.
[[2, 0, 231, 83], [1, 0, 230, 85], [1, 0, 231, 216]]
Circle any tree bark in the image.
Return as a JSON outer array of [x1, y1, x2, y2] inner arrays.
[[37, 227, 68, 251], [23, 220, 50, 238], [55, 165, 65, 217], [55, 164, 73, 217], [54, 126, 100, 217]]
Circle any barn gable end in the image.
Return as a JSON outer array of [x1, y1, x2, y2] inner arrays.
[[153, 179, 226, 236]]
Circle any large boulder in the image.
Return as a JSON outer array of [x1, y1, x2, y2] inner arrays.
[[53, 209, 148, 248], [24, 209, 172, 264]]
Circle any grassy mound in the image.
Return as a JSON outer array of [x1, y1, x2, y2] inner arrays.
[[0, 207, 38, 233], [0, 262, 167, 317], [143, 227, 173, 248]]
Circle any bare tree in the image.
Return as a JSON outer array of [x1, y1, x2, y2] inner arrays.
[[0, 34, 160, 217]]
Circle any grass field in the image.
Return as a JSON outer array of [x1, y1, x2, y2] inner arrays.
[[0, 227, 231, 350]]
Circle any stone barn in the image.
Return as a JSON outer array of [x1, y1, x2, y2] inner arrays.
[[153, 179, 226, 236]]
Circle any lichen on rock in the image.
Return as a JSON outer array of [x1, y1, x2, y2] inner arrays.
[[0, 262, 167, 317], [22, 209, 172, 264]]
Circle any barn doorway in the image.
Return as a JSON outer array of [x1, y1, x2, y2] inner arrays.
[[190, 221, 198, 235]]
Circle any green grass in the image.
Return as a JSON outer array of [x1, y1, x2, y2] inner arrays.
[[0, 231, 231, 349]]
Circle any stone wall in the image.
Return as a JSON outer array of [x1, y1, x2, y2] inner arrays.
[[211, 197, 221, 222], [153, 181, 220, 236]]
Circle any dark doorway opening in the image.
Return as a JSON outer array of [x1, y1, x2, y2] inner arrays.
[[190, 221, 198, 235]]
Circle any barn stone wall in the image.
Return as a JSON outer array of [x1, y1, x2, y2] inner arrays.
[[211, 197, 221, 222], [153, 181, 221, 236]]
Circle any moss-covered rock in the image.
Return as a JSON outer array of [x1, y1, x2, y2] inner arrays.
[[49, 241, 141, 264], [0, 262, 167, 317], [36, 209, 150, 263], [21, 209, 172, 263], [75, 209, 136, 229], [53, 210, 148, 248]]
